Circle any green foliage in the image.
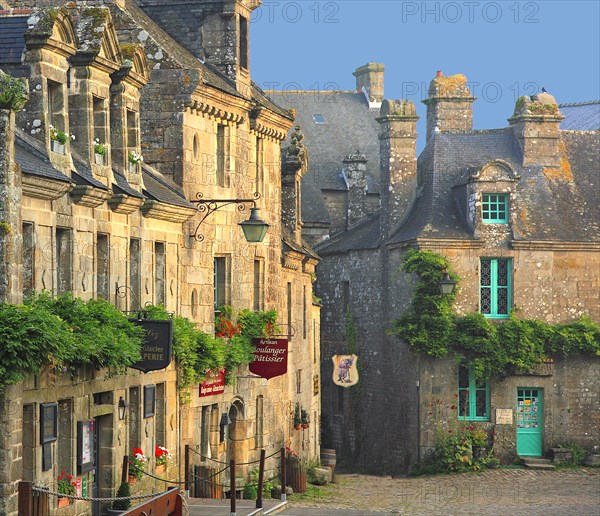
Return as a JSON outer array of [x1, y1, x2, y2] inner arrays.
[[390, 250, 600, 378], [0, 71, 28, 112], [0, 293, 143, 389], [112, 482, 132, 510]]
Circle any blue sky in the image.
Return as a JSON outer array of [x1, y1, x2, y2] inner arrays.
[[251, 0, 600, 137]]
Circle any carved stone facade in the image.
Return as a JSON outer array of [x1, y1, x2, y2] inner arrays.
[[0, 2, 319, 514]]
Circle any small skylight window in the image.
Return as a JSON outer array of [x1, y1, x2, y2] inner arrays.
[[312, 114, 326, 124]]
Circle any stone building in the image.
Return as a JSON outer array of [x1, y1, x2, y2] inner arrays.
[[0, 1, 320, 514], [293, 70, 599, 473]]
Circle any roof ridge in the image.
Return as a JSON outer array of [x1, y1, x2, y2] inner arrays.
[[559, 100, 600, 107], [265, 90, 361, 95]]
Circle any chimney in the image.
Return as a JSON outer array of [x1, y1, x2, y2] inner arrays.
[[377, 100, 419, 240], [508, 92, 565, 167], [422, 71, 475, 140], [138, 0, 259, 95], [281, 126, 307, 242], [343, 151, 368, 228], [353, 63, 385, 106]]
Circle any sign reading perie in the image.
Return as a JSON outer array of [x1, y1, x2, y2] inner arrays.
[[130, 320, 173, 373], [249, 338, 288, 380]]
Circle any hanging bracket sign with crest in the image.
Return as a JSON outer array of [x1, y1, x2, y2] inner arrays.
[[332, 354, 359, 387]]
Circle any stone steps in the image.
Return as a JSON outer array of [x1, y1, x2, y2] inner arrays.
[[520, 456, 555, 469]]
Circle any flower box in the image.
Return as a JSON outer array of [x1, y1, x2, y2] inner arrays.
[[128, 162, 138, 174], [57, 496, 71, 508], [51, 140, 65, 154], [94, 153, 105, 165]]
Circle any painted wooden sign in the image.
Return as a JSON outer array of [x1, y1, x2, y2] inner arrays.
[[250, 338, 288, 379], [332, 354, 359, 387]]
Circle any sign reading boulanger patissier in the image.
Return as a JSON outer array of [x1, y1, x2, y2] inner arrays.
[[250, 338, 288, 379]]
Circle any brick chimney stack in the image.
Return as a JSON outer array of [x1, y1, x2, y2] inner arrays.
[[508, 92, 565, 167], [422, 71, 475, 140], [343, 151, 368, 228], [377, 99, 419, 240], [353, 63, 385, 106]]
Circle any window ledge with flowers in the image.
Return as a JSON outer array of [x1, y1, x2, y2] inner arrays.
[[57, 472, 76, 508], [128, 151, 143, 173], [155, 445, 172, 474], [128, 447, 148, 483], [94, 139, 109, 165], [50, 125, 75, 155]]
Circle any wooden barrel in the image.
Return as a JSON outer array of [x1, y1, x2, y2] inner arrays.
[[286, 456, 307, 493], [320, 448, 337, 471]]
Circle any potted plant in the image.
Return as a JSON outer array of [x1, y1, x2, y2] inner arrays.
[[93, 138, 109, 165], [128, 447, 147, 483], [128, 151, 143, 172], [293, 403, 302, 430], [57, 471, 76, 508], [301, 409, 310, 429], [154, 445, 172, 474], [108, 481, 131, 514], [49, 125, 75, 154]]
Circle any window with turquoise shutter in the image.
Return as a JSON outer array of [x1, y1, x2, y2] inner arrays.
[[458, 363, 489, 421], [482, 193, 508, 223], [480, 258, 511, 318]]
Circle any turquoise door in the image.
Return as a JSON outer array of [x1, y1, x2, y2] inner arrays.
[[516, 388, 543, 456]]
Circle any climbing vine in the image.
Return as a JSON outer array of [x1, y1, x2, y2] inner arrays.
[[390, 249, 600, 378]]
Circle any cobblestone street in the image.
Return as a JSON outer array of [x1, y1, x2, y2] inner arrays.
[[283, 468, 600, 515]]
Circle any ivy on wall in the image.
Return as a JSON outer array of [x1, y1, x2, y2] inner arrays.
[[390, 249, 600, 378], [0, 293, 277, 391]]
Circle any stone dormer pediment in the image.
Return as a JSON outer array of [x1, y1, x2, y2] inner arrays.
[[469, 159, 520, 183], [25, 7, 78, 57], [72, 8, 122, 72]]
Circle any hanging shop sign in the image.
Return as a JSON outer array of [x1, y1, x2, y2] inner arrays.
[[332, 354, 359, 387], [199, 368, 226, 397], [250, 338, 288, 379], [130, 319, 173, 373]]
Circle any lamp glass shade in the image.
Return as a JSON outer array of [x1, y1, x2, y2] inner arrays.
[[118, 397, 127, 420], [439, 272, 456, 295], [239, 208, 269, 243]]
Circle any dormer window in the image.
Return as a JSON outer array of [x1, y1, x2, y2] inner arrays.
[[482, 193, 508, 223]]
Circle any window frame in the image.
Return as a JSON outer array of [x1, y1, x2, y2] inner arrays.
[[458, 363, 490, 422], [480, 258, 511, 319], [482, 193, 508, 224]]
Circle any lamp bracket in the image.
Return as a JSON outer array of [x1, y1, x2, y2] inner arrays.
[[190, 192, 261, 242]]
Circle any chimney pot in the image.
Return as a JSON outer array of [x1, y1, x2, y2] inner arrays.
[[437, 70, 443, 77]]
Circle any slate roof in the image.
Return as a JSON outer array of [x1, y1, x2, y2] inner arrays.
[[559, 101, 600, 131], [267, 90, 381, 225], [15, 132, 72, 184], [389, 129, 521, 244], [315, 214, 381, 256], [72, 156, 110, 190], [113, 171, 143, 198], [0, 16, 28, 65], [142, 165, 195, 209]]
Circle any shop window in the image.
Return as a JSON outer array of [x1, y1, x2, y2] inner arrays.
[[458, 363, 489, 421], [57, 399, 72, 476]]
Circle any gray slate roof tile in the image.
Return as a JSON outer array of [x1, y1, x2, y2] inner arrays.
[[15, 132, 72, 183], [142, 165, 195, 209], [559, 101, 600, 131], [113, 171, 143, 199], [0, 16, 28, 65]]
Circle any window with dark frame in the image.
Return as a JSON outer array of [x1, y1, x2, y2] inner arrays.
[[239, 15, 249, 69], [154, 242, 166, 307], [56, 228, 72, 294], [144, 385, 156, 418], [129, 238, 141, 311], [22, 222, 35, 296], [253, 259, 263, 311], [214, 257, 228, 309], [216, 125, 226, 187], [96, 234, 109, 300]]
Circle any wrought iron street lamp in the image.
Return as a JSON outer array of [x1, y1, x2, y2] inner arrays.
[[190, 192, 269, 243], [118, 397, 128, 420]]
